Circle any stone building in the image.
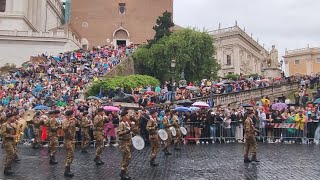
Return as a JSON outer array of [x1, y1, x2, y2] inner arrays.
[[70, 0, 173, 49], [208, 25, 271, 77], [0, 0, 81, 66], [283, 46, 320, 76]]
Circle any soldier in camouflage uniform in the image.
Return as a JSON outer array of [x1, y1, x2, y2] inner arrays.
[[244, 110, 260, 163], [118, 111, 133, 180], [80, 111, 91, 153], [32, 113, 43, 149], [93, 108, 106, 165], [172, 110, 181, 150], [63, 110, 77, 177], [0, 113, 17, 175], [46, 110, 61, 165], [162, 109, 172, 155], [147, 110, 160, 167]]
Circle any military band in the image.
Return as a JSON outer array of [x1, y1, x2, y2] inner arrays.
[[162, 109, 172, 156], [147, 110, 161, 167], [46, 110, 61, 165], [80, 111, 91, 153], [93, 108, 106, 165]]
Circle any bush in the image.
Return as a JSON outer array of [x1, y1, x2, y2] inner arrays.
[[87, 75, 160, 96], [225, 73, 240, 81]]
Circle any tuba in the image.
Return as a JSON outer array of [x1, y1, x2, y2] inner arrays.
[[15, 110, 35, 143]]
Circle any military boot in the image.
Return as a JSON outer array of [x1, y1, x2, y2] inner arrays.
[[49, 155, 58, 165], [244, 157, 252, 163], [174, 144, 181, 151], [14, 155, 21, 162], [150, 159, 159, 167], [64, 166, 74, 177], [3, 167, 13, 176], [120, 170, 131, 180], [251, 155, 260, 162], [81, 149, 88, 153], [95, 158, 105, 165]]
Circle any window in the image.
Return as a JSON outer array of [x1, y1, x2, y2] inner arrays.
[[317, 58, 320, 63], [294, 60, 300, 64], [226, 55, 231, 65], [119, 3, 125, 14], [0, 0, 6, 12]]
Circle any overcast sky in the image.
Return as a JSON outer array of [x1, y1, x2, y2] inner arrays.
[[173, 0, 320, 57]]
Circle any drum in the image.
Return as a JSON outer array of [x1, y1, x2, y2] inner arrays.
[[132, 135, 145, 150], [170, 126, 176, 136], [158, 129, 168, 141], [180, 127, 187, 135]]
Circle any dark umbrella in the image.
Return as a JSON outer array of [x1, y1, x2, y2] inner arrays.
[[176, 99, 193, 107]]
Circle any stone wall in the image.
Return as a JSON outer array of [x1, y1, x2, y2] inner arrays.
[[105, 57, 135, 77]]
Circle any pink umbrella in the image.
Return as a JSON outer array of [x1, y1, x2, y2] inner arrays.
[[103, 106, 120, 112], [192, 102, 210, 108]]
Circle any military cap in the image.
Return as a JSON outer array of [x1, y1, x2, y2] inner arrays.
[[48, 110, 60, 115], [120, 111, 128, 117], [246, 110, 254, 115], [149, 109, 157, 115], [65, 110, 73, 117], [6, 113, 14, 119], [82, 111, 88, 116]]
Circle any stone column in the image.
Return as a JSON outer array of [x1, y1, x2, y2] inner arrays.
[[5, 0, 14, 12], [233, 45, 241, 74]]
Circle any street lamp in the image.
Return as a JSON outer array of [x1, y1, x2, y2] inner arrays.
[[171, 58, 176, 97], [209, 70, 214, 108]]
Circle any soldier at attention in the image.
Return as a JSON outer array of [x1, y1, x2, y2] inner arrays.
[[93, 108, 106, 165], [172, 110, 181, 150], [63, 110, 77, 177], [46, 110, 61, 165], [244, 110, 260, 163], [162, 109, 172, 155], [147, 110, 160, 167], [80, 111, 92, 153]]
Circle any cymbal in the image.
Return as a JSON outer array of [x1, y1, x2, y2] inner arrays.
[[24, 110, 35, 122]]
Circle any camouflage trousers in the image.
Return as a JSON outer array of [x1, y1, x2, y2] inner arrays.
[[81, 128, 90, 150], [49, 136, 59, 157], [164, 129, 172, 149], [119, 140, 132, 172], [34, 128, 41, 144], [174, 129, 181, 146], [4, 139, 15, 168], [149, 134, 160, 160], [64, 140, 75, 167], [244, 134, 257, 159], [93, 131, 104, 159]]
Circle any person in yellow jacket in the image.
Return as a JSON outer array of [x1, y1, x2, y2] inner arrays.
[[294, 110, 306, 142]]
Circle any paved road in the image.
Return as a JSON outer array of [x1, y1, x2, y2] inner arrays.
[[0, 143, 319, 180]]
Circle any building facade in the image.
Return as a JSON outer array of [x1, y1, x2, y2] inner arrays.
[[283, 46, 320, 76], [0, 0, 81, 66], [208, 25, 271, 77], [70, 0, 173, 48]]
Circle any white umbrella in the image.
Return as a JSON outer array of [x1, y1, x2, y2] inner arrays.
[[192, 101, 209, 108]]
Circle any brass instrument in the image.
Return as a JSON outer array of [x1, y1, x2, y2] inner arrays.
[[15, 110, 35, 143]]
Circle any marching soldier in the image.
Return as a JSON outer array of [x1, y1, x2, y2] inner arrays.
[[93, 108, 106, 165], [46, 110, 61, 165], [172, 110, 181, 150], [0, 113, 17, 175], [32, 112, 43, 149], [244, 110, 260, 163], [63, 110, 77, 177], [118, 111, 133, 180], [80, 111, 92, 153], [162, 109, 172, 155], [129, 110, 140, 136], [12, 113, 21, 162], [147, 110, 160, 167]]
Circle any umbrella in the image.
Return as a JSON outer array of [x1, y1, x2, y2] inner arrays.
[[241, 103, 252, 108], [186, 86, 198, 91], [314, 98, 320, 104], [103, 106, 120, 112], [261, 79, 270, 82], [271, 103, 288, 111], [146, 91, 155, 95], [87, 96, 100, 100], [192, 102, 210, 108], [34, 105, 49, 110], [53, 57, 61, 61], [174, 107, 191, 112], [222, 80, 235, 84], [189, 106, 200, 111], [176, 99, 193, 107]]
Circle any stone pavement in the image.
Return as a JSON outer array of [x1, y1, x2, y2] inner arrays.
[[0, 143, 320, 180]]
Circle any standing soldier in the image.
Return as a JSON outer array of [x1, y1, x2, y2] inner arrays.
[[118, 111, 133, 180], [46, 110, 61, 165], [0, 113, 17, 175], [93, 108, 106, 165], [147, 110, 160, 167], [32, 112, 43, 149], [80, 111, 92, 153], [172, 110, 181, 150], [244, 110, 260, 163], [162, 109, 172, 155], [63, 110, 77, 177]]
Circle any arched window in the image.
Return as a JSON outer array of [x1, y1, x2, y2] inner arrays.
[[0, 0, 6, 12]]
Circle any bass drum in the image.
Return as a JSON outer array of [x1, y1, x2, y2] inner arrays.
[[132, 135, 145, 150], [158, 129, 168, 141], [169, 127, 176, 137], [180, 127, 187, 135]]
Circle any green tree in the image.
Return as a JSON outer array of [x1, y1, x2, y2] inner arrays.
[[148, 11, 174, 45], [133, 28, 220, 82], [225, 73, 240, 81], [0, 63, 16, 75]]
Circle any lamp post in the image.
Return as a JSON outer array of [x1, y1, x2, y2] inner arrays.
[[171, 58, 176, 99], [209, 70, 214, 108]]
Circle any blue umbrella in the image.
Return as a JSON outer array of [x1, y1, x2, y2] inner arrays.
[[53, 56, 62, 61], [34, 105, 49, 110], [175, 107, 191, 112], [314, 98, 320, 104], [190, 106, 200, 112]]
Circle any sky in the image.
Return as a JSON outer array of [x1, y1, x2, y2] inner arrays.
[[173, 0, 320, 57]]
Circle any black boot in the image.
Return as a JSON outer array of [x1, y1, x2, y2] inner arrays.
[[95, 158, 105, 165], [64, 166, 74, 177], [3, 167, 13, 176], [14, 156, 21, 162], [251, 155, 260, 162], [150, 159, 159, 167], [49, 156, 58, 165], [174, 145, 181, 151], [244, 157, 252, 163], [94, 157, 98, 162], [120, 170, 131, 180], [81, 149, 88, 153]]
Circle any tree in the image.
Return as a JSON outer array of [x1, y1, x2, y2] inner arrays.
[[133, 28, 220, 82], [0, 63, 16, 75], [225, 73, 240, 81], [148, 11, 174, 45]]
